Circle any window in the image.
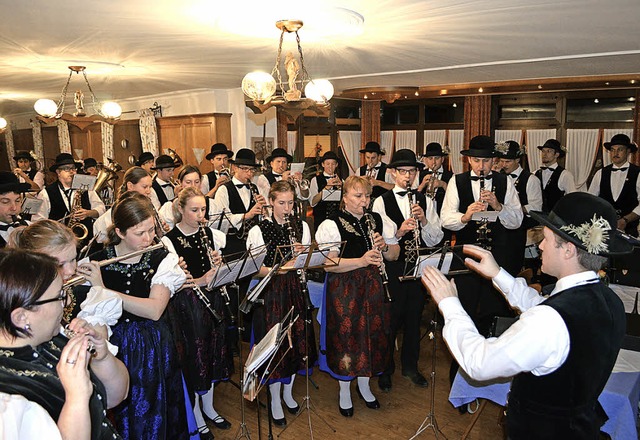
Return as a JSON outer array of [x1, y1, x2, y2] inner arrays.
[[566, 97, 634, 123]]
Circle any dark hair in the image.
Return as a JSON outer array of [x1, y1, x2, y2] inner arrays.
[[553, 234, 608, 272], [0, 249, 59, 339], [117, 166, 151, 199], [107, 194, 156, 244], [177, 165, 201, 182], [173, 187, 205, 223], [268, 180, 295, 202]]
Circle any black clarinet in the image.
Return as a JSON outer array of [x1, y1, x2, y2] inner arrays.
[[363, 208, 393, 303], [476, 171, 492, 249], [285, 214, 314, 312], [199, 223, 236, 324]]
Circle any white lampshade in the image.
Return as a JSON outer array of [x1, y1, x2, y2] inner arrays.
[[34, 99, 59, 118], [0, 118, 7, 129], [101, 101, 122, 119], [241, 71, 277, 101], [304, 79, 334, 103]]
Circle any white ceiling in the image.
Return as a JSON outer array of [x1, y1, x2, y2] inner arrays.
[[2, 0, 639, 116]]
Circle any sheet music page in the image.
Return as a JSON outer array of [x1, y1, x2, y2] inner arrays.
[[245, 322, 281, 374], [21, 197, 43, 214], [471, 211, 499, 222], [416, 252, 454, 275], [71, 174, 97, 191], [290, 163, 304, 174], [239, 246, 267, 278], [301, 250, 329, 269], [322, 188, 341, 202], [210, 258, 243, 289]]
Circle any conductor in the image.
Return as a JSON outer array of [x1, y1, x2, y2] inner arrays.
[[421, 192, 630, 439]]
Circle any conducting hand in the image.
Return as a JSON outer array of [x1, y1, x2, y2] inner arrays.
[[463, 244, 500, 279], [421, 266, 458, 305]]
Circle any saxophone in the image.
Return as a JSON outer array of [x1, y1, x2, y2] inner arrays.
[[363, 208, 393, 303], [66, 189, 89, 240], [199, 222, 236, 324], [285, 214, 314, 311]]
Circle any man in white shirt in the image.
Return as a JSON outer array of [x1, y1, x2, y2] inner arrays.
[[0, 171, 31, 247], [357, 141, 393, 200], [200, 143, 233, 197], [534, 139, 576, 213], [149, 154, 177, 208], [422, 192, 629, 438], [13, 151, 44, 191], [588, 133, 640, 236], [255, 147, 309, 201]]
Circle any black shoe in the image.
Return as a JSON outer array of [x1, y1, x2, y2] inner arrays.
[[269, 408, 287, 427], [339, 404, 354, 417], [378, 374, 392, 393], [192, 425, 214, 440], [402, 370, 429, 387], [202, 411, 231, 430], [284, 402, 300, 415], [355, 385, 380, 409]]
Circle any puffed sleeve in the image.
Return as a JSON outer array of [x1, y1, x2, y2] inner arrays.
[[151, 252, 187, 297], [0, 393, 62, 440], [315, 219, 341, 252], [158, 201, 176, 230], [210, 228, 226, 251], [246, 224, 265, 250], [76, 286, 123, 329]]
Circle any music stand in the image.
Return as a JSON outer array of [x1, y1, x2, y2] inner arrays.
[[400, 242, 470, 281], [277, 242, 344, 439]]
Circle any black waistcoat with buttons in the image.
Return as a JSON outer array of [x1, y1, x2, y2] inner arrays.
[[223, 181, 257, 236], [599, 164, 640, 235], [535, 166, 565, 213], [205, 170, 218, 190], [264, 172, 279, 186], [332, 209, 383, 259], [380, 190, 427, 261], [92, 245, 169, 322], [45, 182, 93, 234], [512, 171, 538, 230], [165, 226, 214, 278], [359, 163, 388, 199], [259, 217, 303, 267], [151, 178, 170, 205], [313, 175, 341, 225]]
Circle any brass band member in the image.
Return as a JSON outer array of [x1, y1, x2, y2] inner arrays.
[[135, 152, 155, 176], [89, 194, 189, 439], [535, 139, 576, 213], [0, 171, 31, 248], [255, 147, 309, 201], [13, 150, 45, 191], [245, 180, 316, 426], [201, 143, 233, 198], [358, 141, 393, 200], [372, 149, 443, 392], [417, 142, 453, 215], [163, 187, 233, 438], [160, 165, 217, 230], [150, 154, 177, 207], [315, 176, 399, 418], [309, 151, 343, 227], [0, 249, 129, 440]]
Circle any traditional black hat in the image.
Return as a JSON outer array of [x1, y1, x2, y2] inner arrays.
[[387, 149, 425, 169], [135, 152, 155, 167], [49, 153, 82, 172], [460, 135, 497, 158], [496, 140, 524, 159], [530, 192, 633, 256], [83, 158, 98, 169], [229, 148, 260, 167], [422, 142, 448, 157], [318, 151, 341, 165], [265, 148, 293, 163], [0, 171, 31, 194], [537, 139, 566, 158], [151, 154, 176, 170], [359, 141, 385, 155], [206, 143, 233, 160], [604, 133, 638, 153], [13, 151, 35, 162]]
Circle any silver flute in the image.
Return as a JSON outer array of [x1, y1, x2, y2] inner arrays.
[[63, 325, 96, 356]]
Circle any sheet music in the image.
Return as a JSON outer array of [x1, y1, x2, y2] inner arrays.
[[295, 250, 328, 269], [290, 162, 304, 174], [416, 252, 454, 276], [245, 323, 281, 375], [71, 174, 97, 191], [21, 196, 43, 214], [322, 188, 341, 202], [471, 211, 499, 222], [239, 245, 267, 279], [209, 258, 244, 289]]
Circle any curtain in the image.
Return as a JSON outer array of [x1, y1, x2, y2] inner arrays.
[[380, 131, 394, 156], [138, 108, 159, 156], [525, 129, 556, 174], [448, 129, 465, 174], [100, 122, 114, 164], [602, 128, 633, 167], [565, 129, 600, 191], [338, 130, 361, 175], [30, 120, 44, 161], [495, 129, 523, 144], [395, 130, 416, 153], [424, 130, 446, 147], [287, 131, 297, 158], [4, 123, 15, 167], [56, 120, 71, 154]]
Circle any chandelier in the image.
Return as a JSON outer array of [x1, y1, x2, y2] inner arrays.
[[34, 66, 122, 129], [241, 20, 334, 121]]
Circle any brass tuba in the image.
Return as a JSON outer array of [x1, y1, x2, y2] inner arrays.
[[166, 148, 183, 167], [94, 158, 122, 207]]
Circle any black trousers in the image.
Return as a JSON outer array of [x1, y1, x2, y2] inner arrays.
[[384, 260, 427, 375]]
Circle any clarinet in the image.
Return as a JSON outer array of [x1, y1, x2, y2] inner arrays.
[[476, 171, 492, 249], [285, 214, 314, 312], [363, 208, 393, 303], [199, 223, 236, 324]]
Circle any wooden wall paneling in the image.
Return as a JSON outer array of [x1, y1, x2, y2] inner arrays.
[[184, 119, 216, 174], [157, 118, 187, 176], [0, 134, 9, 172], [213, 114, 232, 148], [112, 121, 143, 172], [41, 127, 60, 171], [13, 129, 34, 153]]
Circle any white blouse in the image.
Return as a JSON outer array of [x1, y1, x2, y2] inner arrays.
[[0, 393, 62, 440]]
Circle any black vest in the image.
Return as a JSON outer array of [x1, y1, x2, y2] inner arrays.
[[419, 167, 453, 215], [512, 171, 539, 230], [258, 217, 303, 267], [45, 183, 93, 235], [221, 181, 257, 254], [264, 172, 279, 186], [27, 168, 38, 181], [599, 164, 640, 236], [165, 226, 214, 278], [313, 175, 341, 226], [332, 209, 383, 259], [152, 178, 170, 205], [205, 170, 218, 192], [359, 163, 388, 199], [380, 190, 427, 261], [535, 166, 565, 213], [508, 282, 625, 438]]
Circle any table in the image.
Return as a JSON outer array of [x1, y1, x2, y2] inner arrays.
[[449, 370, 640, 439]]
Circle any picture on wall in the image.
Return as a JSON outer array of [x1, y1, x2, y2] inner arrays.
[[251, 137, 274, 164]]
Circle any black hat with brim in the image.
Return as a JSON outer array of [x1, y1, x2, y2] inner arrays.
[[135, 152, 155, 167], [530, 192, 633, 256], [13, 151, 35, 162], [359, 141, 385, 155], [83, 158, 98, 169], [604, 133, 638, 153], [230, 148, 261, 167], [460, 135, 497, 158], [423, 142, 448, 157], [0, 171, 31, 194], [388, 149, 425, 169], [318, 151, 341, 165], [50, 153, 82, 172], [206, 143, 233, 160], [151, 154, 177, 170], [496, 140, 524, 159], [265, 148, 293, 164], [537, 139, 566, 158]]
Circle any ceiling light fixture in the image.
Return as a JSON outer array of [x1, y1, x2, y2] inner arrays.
[[34, 66, 121, 129], [241, 20, 334, 121], [0, 117, 7, 132]]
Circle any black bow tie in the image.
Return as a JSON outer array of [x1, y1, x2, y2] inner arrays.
[[539, 166, 556, 171], [160, 183, 172, 188], [395, 190, 409, 198], [236, 184, 250, 189], [508, 173, 518, 178], [0, 223, 20, 232], [611, 167, 628, 172], [272, 173, 282, 178], [470, 174, 493, 181]]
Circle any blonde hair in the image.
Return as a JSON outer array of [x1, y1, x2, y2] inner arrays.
[[339, 175, 372, 210], [173, 187, 206, 224], [8, 219, 76, 254]]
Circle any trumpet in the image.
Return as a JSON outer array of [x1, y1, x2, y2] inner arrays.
[[363, 208, 393, 303], [404, 190, 421, 264], [288, 175, 310, 191], [219, 167, 231, 178]]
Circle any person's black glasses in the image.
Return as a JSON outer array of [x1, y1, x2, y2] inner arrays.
[[31, 290, 69, 307]]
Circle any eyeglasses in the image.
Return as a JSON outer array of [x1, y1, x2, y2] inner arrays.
[[237, 166, 257, 172], [395, 168, 418, 176], [58, 166, 77, 173], [31, 290, 70, 307]]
